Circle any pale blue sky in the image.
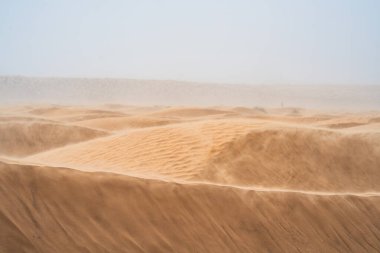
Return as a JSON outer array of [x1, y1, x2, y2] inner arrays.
[[0, 0, 379, 85]]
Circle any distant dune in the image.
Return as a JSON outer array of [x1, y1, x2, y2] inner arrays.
[[1, 104, 380, 252], [0, 122, 106, 157]]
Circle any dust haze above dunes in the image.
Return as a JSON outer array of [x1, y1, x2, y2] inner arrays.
[[1, 103, 380, 252], [1, 76, 380, 109]]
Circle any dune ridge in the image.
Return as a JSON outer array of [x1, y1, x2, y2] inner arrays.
[[1, 104, 380, 252], [0, 122, 107, 157], [28, 119, 380, 192], [1, 161, 380, 253]]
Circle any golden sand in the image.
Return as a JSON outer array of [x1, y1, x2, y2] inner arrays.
[[1, 104, 380, 252]]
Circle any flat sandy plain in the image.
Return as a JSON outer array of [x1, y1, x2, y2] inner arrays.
[[1, 104, 380, 252]]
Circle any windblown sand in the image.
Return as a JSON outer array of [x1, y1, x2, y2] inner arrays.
[[1, 104, 380, 252]]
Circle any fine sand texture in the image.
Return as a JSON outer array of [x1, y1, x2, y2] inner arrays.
[[1, 104, 380, 252]]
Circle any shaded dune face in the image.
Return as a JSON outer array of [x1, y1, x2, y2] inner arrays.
[[1, 105, 380, 253], [1, 162, 380, 253], [203, 128, 380, 191], [0, 122, 107, 157]]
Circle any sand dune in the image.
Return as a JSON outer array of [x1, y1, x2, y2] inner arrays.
[[1, 161, 380, 253], [27, 119, 265, 179], [202, 127, 380, 191], [1, 104, 380, 252], [75, 116, 180, 131], [149, 107, 237, 118], [28, 119, 380, 192], [26, 106, 128, 122], [0, 122, 107, 157]]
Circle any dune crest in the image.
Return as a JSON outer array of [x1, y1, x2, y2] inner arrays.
[[1, 104, 380, 252], [202, 127, 380, 191], [0, 122, 107, 157], [1, 161, 380, 253], [28, 119, 380, 192]]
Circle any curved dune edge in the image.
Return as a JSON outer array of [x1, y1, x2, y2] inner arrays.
[[201, 127, 380, 191], [2, 105, 380, 252], [27, 120, 380, 192], [74, 116, 181, 131], [5, 159, 380, 197], [27, 106, 128, 122], [1, 161, 380, 253], [0, 122, 108, 157]]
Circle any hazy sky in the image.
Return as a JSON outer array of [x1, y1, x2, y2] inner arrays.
[[0, 0, 379, 85]]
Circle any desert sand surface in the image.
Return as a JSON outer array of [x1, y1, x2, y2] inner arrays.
[[1, 104, 380, 252]]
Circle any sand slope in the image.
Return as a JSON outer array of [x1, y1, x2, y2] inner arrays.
[[28, 119, 380, 192], [202, 127, 380, 191], [75, 116, 179, 131], [1, 161, 380, 253], [0, 122, 107, 157], [1, 105, 380, 252]]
